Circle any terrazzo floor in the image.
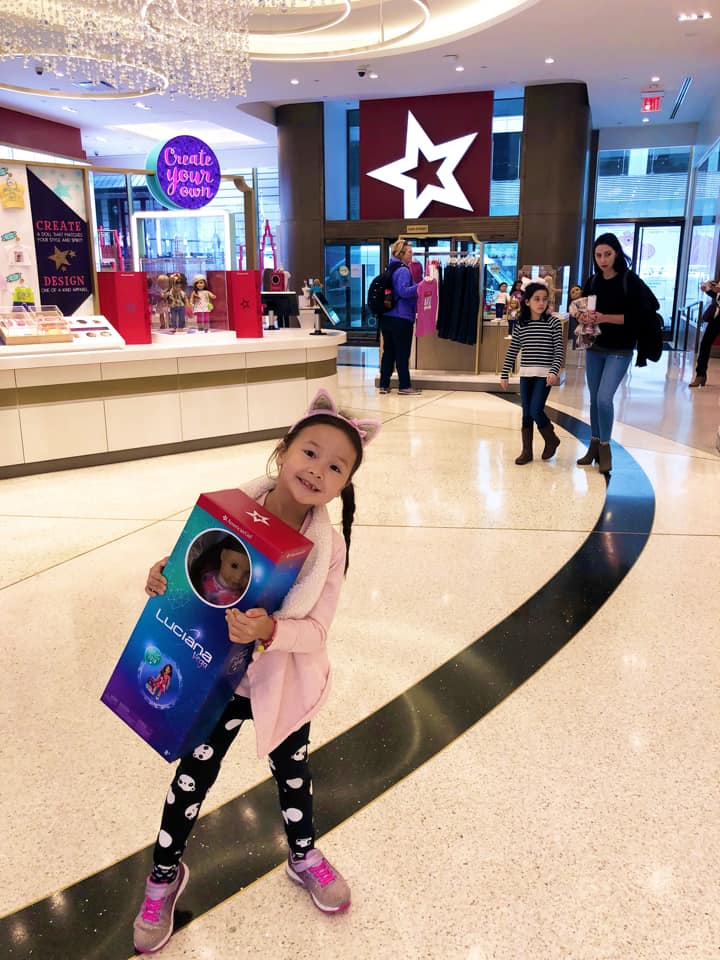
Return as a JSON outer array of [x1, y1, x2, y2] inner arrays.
[[1, 350, 718, 960]]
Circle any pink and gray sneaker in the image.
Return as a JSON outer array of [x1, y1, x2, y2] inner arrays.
[[286, 848, 350, 914], [133, 863, 189, 954]]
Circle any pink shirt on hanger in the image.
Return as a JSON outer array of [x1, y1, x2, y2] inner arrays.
[[415, 278, 438, 337]]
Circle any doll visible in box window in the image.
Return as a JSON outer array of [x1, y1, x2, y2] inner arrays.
[[188, 534, 251, 607]]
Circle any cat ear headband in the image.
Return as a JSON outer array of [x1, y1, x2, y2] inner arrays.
[[289, 389, 381, 448]]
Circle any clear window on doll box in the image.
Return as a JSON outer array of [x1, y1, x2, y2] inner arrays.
[[186, 530, 252, 607]]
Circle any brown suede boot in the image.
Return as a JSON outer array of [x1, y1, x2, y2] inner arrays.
[[539, 423, 560, 460], [515, 426, 533, 465], [577, 438, 600, 466], [598, 441, 612, 474]]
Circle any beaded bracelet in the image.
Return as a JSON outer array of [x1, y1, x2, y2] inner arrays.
[[256, 617, 278, 653]]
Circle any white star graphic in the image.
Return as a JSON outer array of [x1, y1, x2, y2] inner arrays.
[[246, 509, 270, 526], [366, 111, 478, 219]]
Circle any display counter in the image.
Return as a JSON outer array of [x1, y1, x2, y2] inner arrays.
[[391, 317, 569, 392], [0, 329, 345, 476]]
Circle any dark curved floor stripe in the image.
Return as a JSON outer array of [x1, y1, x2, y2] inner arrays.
[[1, 406, 654, 960]]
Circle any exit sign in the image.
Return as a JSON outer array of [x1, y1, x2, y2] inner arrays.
[[641, 95, 663, 113]]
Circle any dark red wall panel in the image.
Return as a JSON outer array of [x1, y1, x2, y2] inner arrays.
[[0, 106, 86, 161]]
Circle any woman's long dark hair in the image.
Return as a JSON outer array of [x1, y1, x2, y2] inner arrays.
[[268, 413, 364, 573], [593, 232, 630, 275], [517, 282, 551, 326]]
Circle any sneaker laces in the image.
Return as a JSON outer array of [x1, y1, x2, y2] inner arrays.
[[140, 895, 164, 924], [307, 858, 335, 887]]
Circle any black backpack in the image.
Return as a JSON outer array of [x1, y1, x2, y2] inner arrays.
[[367, 261, 402, 320], [589, 271, 663, 366]]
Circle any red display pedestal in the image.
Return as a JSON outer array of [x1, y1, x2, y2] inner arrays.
[[206, 270, 229, 331], [97, 271, 152, 345], [226, 270, 263, 339]]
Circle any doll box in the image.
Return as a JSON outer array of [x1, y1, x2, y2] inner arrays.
[[101, 488, 312, 762]]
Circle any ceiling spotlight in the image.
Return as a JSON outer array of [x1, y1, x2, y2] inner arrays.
[[455, 65, 465, 72], [61, 105, 78, 112], [651, 75, 661, 82], [135, 101, 151, 110], [290, 78, 300, 85], [642, 117, 650, 123], [677, 11, 712, 19], [545, 57, 555, 64], [369, 72, 379, 79]]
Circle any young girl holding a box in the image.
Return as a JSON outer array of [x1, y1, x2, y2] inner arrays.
[[133, 390, 381, 955]]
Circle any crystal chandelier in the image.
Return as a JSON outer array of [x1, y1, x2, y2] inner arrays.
[[0, 0, 337, 100]]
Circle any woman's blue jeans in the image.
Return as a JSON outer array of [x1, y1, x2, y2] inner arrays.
[[519, 377, 551, 428], [584, 349, 632, 442]]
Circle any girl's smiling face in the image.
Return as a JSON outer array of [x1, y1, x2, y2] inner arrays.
[[276, 422, 358, 506]]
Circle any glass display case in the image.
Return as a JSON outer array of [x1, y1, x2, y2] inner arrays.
[[0, 306, 73, 345]]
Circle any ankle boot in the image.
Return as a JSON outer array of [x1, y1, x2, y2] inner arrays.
[[577, 437, 600, 466], [598, 441, 612, 474], [515, 427, 533, 465], [689, 374, 707, 388], [539, 423, 560, 460]]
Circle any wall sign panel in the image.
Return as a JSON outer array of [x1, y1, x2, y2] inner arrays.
[[359, 91, 493, 221]]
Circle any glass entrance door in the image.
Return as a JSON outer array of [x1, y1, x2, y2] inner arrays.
[[324, 243, 381, 340], [634, 223, 683, 331]]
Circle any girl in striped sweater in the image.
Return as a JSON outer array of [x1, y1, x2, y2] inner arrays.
[[500, 282, 564, 465]]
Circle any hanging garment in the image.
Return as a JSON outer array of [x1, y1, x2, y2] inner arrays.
[[409, 260, 424, 284], [415, 278, 439, 337]]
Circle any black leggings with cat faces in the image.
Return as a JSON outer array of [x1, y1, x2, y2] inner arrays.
[[151, 694, 315, 870]]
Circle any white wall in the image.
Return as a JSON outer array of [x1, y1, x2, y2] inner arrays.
[[598, 123, 698, 151], [92, 145, 278, 171], [696, 89, 720, 163]]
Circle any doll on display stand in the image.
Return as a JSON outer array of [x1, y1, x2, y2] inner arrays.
[[494, 282, 509, 320], [156, 273, 170, 329], [165, 274, 189, 334], [505, 279, 524, 337], [190, 275, 216, 333]]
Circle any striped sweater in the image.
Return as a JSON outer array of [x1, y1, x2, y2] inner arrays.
[[501, 313, 563, 378]]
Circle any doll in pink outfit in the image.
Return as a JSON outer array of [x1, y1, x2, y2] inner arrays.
[[195, 536, 251, 605], [133, 390, 382, 955], [146, 663, 173, 699]]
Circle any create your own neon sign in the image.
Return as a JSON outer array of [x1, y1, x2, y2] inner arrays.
[[146, 136, 221, 210]]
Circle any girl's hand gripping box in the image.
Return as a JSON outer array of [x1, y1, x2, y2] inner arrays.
[[101, 489, 312, 761]]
